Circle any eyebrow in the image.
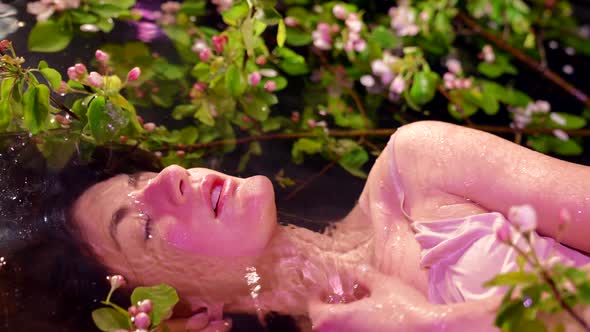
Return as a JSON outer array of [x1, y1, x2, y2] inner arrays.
[[109, 207, 130, 250]]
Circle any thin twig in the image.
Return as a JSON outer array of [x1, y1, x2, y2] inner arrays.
[[284, 158, 339, 201], [456, 11, 590, 107], [154, 125, 590, 152]]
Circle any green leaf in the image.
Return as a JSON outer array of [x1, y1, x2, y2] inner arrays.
[[513, 319, 547, 332], [477, 62, 504, 78], [240, 94, 271, 121], [96, 16, 115, 32], [292, 138, 323, 164], [195, 103, 215, 126], [222, 1, 249, 26], [131, 284, 179, 326], [277, 19, 286, 47], [409, 71, 439, 105], [38, 60, 49, 70], [370, 26, 398, 49], [225, 65, 247, 97], [0, 98, 9, 131], [286, 27, 312, 46], [192, 63, 211, 81], [276, 47, 309, 76], [87, 97, 129, 144], [23, 85, 50, 134], [180, 1, 206, 15], [92, 307, 130, 332], [576, 282, 590, 304], [28, 20, 73, 52], [548, 112, 587, 130], [338, 145, 368, 178], [40, 68, 62, 90], [484, 271, 538, 287]]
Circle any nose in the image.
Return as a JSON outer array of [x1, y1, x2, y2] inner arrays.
[[143, 165, 191, 206]]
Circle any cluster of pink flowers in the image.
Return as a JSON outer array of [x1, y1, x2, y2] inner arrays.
[[247, 69, 278, 92], [189, 82, 207, 99], [66, 50, 140, 88], [312, 22, 337, 50], [360, 52, 406, 100], [443, 73, 472, 90], [193, 35, 228, 62], [160, 1, 181, 26], [509, 100, 551, 130], [27, 0, 80, 22], [388, 1, 419, 37]]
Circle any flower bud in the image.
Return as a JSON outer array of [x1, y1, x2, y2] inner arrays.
[[133, 312, 151, 329], [264, 80, 276, 92], [508, 205, 537, 233], [137, 299, 153, 313], [0, 40, 12, 52], [494, 219, 511, 243], [284, 17, 298, 27], [332, 5, 348, 20], [74, 63, 87, 75], [127, 67, 141, 81], [248, 72, 262, 86], [128, 305, 139, 317], [389, 76, 405, 94], [212, 35, 228, 53], [255, 56, 267, 65], [553, 129, 569, 141], [67, 67, 78, 80], [143, 122, 156, 132], [360, 75, 375, 88], [87, 72, 103, 88], [199, 48, 211, 62], [56, 81, 69, 94], [95, 49, 110, 63], [107, 275, 126, 290]]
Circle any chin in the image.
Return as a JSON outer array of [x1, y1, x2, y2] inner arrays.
[[237, 175, 278, 253]]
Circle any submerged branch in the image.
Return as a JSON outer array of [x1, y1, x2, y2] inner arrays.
[[456, 11, 590, 108]]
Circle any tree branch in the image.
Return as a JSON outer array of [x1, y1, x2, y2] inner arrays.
[[456, 11, 590, 108]]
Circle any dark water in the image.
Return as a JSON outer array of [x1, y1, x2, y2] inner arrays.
[[1, 0, 590, 331]]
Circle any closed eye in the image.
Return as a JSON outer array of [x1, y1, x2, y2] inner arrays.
[[141, 212, 153, 240]]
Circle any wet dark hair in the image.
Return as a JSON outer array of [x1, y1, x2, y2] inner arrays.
[[0, 137, 160, 331]]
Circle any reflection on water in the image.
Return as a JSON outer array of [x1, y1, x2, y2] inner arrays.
[[0, 4, 21, 39]]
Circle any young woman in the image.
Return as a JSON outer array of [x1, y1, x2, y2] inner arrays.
[[69, 120, 590, 331]]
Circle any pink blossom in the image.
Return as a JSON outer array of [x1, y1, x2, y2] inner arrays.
[[360, 75, 375, 87], [333, 5, 348, 20], [160, 14, 176, 26], [143, 122, 156, 132], [390, 76, 406, 94], [190, 82, 207, 98], [136, 22, 161, 42], [56, 81, 68, 94], [191, 40, 207, 54], [553, 129, 569, 141], [0, 40, 12, 52], [137, 299, 153, 313], [284, 17, 298, 27], [480, 44, 495, 63], [419, 10, 429, 21], [345, 13, 362, 33], [264, 80, 277, 92], [67, 66, 78, 81], [133, 312, 151, 329], [95, 49, 109, 63], [307, 119, 317, 128], [128, 305, 139, 317], [550, 112, 566, 126], [353, 39, 367, 52], [389, 4, 419, 36], [459, 78, 472, 89], [211, 0, 233, 13], [74, 63, 87, 76], [107, 275, 126, 290], [255, 56, 267, 65], [494, 219, 511, 243], [312, 22, 333, 50], [161, 1, 181, 13], [199, 48, 212, 62], [260, 69, 278, 77], [87, 72, 103, 88], [508, 205, 538, 233], [445, 58, 462, 74], [248, 72, 262, 86], [127, 67, 142, 81], [27, 0, 79, 22], [212, 35, 228, 53], [371, 60, 391, 77]]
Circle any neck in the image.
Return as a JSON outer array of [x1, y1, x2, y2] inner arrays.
[[225, 222, 373, 316]]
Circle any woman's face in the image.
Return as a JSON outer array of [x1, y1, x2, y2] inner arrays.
[[72, 165, 277, 284]]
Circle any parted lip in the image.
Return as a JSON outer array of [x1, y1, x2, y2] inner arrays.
[[201, 174, 233, 217]]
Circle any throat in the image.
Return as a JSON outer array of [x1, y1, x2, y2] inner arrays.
[[225, 224, 373, 316]]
